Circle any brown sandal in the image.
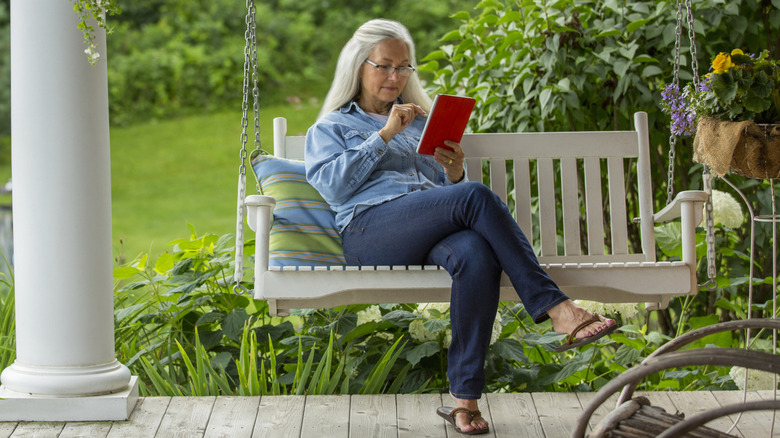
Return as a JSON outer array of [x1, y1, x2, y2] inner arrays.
[[436, 406, 490, 435], [554, 313, 619, 352]]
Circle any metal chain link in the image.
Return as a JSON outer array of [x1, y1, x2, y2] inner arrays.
[[233, 0, 259, 295]]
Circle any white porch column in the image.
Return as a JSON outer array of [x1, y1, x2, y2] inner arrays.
[[0, 0, 137, 421]]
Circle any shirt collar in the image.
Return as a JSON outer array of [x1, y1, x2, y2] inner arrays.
[[340, 97, 405, 114]]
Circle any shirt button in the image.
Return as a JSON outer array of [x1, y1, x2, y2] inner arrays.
[[378, 149, 384, 154], [404, 152, 409, 156], [408, 172, 414, 176]]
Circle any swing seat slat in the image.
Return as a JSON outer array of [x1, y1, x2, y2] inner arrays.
[[245, 112, 708, 317]]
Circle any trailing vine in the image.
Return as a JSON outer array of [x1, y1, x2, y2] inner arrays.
[[72, 0, 120, 64]]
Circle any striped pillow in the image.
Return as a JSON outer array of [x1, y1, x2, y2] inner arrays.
[[251, 153, 346, 267]]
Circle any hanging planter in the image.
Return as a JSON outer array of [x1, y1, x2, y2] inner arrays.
[[663, 49, 780, 179], [693, 118, 780, 179]]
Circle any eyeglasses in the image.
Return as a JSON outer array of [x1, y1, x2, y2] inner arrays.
[[364, 59, 416, 77]]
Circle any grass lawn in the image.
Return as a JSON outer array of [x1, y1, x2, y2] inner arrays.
[[110, 103, 319, 263]]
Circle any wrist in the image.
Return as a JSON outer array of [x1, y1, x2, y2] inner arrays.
[[448, 170, 465, 184], [378, 128, 394, 144]]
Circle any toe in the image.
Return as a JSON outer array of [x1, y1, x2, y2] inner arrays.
[[456, 413, 474, 431]]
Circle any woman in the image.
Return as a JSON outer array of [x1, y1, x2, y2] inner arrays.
[[305, 19, 617, 435]]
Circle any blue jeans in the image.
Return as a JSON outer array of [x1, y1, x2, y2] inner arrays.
[[341, 182, 569, 399]]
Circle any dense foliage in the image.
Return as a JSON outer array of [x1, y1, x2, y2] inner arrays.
[[108, 230, 743, 396]]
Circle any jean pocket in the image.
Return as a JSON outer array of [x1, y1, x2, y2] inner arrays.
[[343, 253, 361, 266]]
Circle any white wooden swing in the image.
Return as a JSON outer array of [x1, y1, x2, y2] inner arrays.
[[231, 3, 710, 318]]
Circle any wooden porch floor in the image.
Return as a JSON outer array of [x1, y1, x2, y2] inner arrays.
[[0, 391, 778, 438]]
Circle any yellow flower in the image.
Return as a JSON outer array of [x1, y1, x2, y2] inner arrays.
[[712, 52, 733, 74], [731, 48, 744, 56]]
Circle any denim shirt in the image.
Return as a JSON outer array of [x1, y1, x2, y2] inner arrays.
[[305, 100, 465, 233]]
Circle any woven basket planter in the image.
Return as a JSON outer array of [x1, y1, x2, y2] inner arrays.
[[693, 117, 780, 179]]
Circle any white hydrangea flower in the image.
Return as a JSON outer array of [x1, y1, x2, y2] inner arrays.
[[356, 305, 382, 326], [489, 313, 503, 345], [417, 302, 450, 319], [709, 189, 744, 229], [574, 300, 639, 320], [409, 319, 437, 343], [373, 332, 394, 342], [730, 366, 778, 390]]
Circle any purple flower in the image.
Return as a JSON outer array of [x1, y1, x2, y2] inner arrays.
[[661, 83, 697, 136]]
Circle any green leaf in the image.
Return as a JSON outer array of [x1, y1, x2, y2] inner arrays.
[[642, 65, 663, 77], [497, 10, 522, 25], [154, 252, 175, 274], [491, 338, 528, 363], [689, 314, 719, 330], [196, 311, 225, 326], [421, 50, 447, 62], [610, 333, 645, 350], [553, 356, 590, 382], [383, 310, 417, 323], [254, 321, 295, 345], [423, 318, 447, 333], [743, 91, 772, 113], [714, 298, 742, 313], [198, 329, 224, 350], [342, 321, 378, 344], [595, 29, 621, 38], [626, 18, 653, 33], [222, 309, 250, 342], [614, 344, 643, 367], [654, 222, 682, 257], [113, 266, 140, 279], [451, 11, 470, 21], [711, 72, 738, 105], [633, 55, 659, 63], [405, 341, 439, 366], [657, 379, 680, 390], [440, 29, 463, 42], [539, 87, 553, 111], [114, 302, 147, 322]]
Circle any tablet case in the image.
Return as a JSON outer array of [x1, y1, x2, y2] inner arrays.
[[416, 94, 476, 155]]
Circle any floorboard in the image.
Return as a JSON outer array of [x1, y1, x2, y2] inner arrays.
[[0, 391, 774, 437]]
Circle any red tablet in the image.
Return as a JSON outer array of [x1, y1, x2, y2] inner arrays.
[[416, 94, 476, 155]]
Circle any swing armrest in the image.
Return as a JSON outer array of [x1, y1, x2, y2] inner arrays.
[[652, 190, 708, 272], [245, 195, 275, 300], [653, 190, 709, 224], [245, 195, 276, 233]]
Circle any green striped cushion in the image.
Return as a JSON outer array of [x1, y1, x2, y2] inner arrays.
[[251, 153, 346, 267]]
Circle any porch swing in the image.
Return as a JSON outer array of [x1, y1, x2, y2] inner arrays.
[[232, 1, 711, 318]]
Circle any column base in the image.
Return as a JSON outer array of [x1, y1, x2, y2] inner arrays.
[[0, 360, 131, 396], [0, 376, 138, 421]]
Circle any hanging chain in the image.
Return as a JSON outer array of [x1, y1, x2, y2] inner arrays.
[[233, 0, 260, 295], [666, 0, 684, 205], [701, 168, 718, 290], [685, 0, 700, 91], [683, 0, 716, 290]]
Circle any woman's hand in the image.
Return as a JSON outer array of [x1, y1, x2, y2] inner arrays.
[[378, 103, 426, 144], [434, 140, 465, 183]]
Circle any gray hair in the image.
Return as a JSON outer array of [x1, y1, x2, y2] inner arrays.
[[318, 19, 432, 119]]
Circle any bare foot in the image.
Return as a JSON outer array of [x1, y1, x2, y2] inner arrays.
[[547, 300, 616, 339], [450, 394, 489, 433]]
